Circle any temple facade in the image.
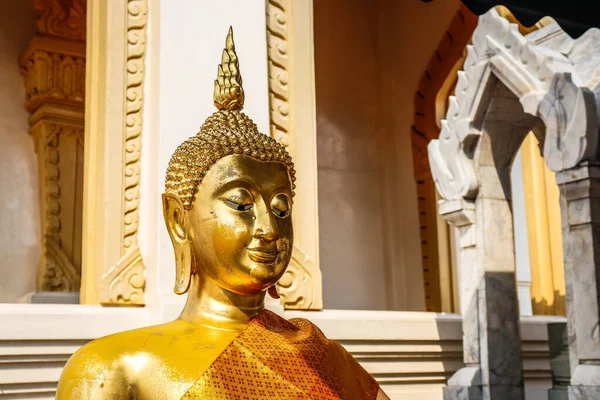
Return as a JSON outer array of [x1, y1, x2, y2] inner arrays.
[[1, 0, 598, 399]]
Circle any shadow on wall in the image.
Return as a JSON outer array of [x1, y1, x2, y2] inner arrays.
[[532, 291, 566, 317], [314, 0, 464, 312], [0, 0, 40, 302]]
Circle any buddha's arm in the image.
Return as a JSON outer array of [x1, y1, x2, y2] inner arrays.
[[377, 388, 391, 400]]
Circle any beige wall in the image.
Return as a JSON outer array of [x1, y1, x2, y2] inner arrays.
[[154, 0, 272, 316], [0, 0, 38, 303], [314, 0, 461, 310]]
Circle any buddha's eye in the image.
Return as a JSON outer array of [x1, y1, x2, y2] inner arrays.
[[271, 193, 291, 218], [223, 199, 253, 211], [222, 188, 254, 211]]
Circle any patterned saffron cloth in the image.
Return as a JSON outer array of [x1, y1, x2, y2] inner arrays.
[[181, 309, 379, 399]]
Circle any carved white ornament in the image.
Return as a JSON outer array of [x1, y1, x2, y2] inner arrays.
[[428, 8, 600, 202]]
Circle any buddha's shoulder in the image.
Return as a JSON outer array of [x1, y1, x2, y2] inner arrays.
[[62, 320, 196, 376]]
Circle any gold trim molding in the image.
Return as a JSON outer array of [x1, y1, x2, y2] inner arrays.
[[266, 0, 291, 148], [123, 1, 146, 257], [81, 0, 148, 306], [266, 0, 323, 310], [109, 0, 148, 305]]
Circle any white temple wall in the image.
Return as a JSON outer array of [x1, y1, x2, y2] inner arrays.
[[0, 0, 38, 303], [149, 0, 271, 319]]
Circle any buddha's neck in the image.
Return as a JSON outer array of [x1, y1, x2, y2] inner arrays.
[[179, 274, 265, 332]]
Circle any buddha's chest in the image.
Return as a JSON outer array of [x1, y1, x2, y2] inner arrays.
[[126, 332, 238, 399]]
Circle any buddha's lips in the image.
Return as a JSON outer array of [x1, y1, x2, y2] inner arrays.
[[246, 247, 279, 263]]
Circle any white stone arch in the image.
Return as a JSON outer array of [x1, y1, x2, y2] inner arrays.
[[429, 10, 598, 201], [428, 8, 600, 399]]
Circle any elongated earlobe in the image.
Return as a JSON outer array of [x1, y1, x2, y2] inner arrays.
[[174, 243, 193, 295], [268, 285, 280, 299], [162, 193, 193, 295]]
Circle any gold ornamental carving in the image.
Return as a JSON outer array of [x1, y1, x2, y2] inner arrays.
[[123, 0, 147, 255], [20, 43, 85, 113], [97, 0, 149, 305], [20, 0, 86, 294], [34, 0, 86, 41], [277, 246, 321, 309], [101, 246, 145, 304], [266, 0, 291, 148]]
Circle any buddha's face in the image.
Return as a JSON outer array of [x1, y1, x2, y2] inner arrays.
[[185, 154, 293, 295]]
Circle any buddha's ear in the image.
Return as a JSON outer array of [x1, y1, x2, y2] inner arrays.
[[162, 193, 193, 295]]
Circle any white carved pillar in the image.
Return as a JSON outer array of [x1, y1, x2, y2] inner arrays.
[[439, 199, 479, 386], [536, 71, 600, 398], [434, 80, 533, 399], [557, 164, 600, 399]]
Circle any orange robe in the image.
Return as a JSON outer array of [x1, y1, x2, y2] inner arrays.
[[181, 310, 379, 399]]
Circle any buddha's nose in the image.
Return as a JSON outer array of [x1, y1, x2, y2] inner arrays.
[[254, 209, 279, 243]]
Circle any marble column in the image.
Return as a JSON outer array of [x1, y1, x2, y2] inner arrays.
[[556, 163, 600, 399], [439, 83, 535, 400]]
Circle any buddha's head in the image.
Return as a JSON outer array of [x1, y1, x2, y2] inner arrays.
[[162, 28, 295, 297]]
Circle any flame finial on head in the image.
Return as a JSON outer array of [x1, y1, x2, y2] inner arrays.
[[214, 26, 245, 111], [166, 25, 296, 211]]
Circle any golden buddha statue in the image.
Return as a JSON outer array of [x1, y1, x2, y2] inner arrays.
[[57, 28, 388, 400]]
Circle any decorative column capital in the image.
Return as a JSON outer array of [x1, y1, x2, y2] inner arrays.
[[556, 163, 600, 228], [556, 162, 600, 186], [439, 199, 476, 227], [19, 38, 85, 114]]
